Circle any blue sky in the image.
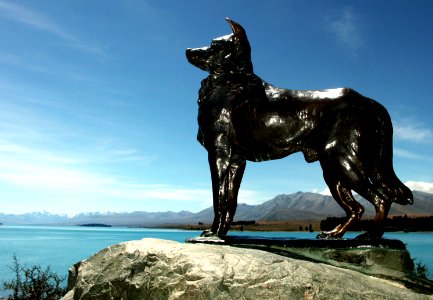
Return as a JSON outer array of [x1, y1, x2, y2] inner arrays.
[[0, 1, 432, 215]]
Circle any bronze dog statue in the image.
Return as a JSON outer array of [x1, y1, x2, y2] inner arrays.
[[186, 18, 413, 239]]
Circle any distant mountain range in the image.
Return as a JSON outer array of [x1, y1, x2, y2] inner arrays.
[[1, 191, 432, 227]]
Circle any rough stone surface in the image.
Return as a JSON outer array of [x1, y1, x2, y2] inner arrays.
[[63, 238, 430, 300], [270, 245, 415, 278], [188, 236, 415, 279]]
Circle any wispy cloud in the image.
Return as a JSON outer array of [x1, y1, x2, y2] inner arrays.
[[0, 124, 268, 213], [105, 183, 211, 202], [0, 138, 110, 194], [394, 148, 433, 161], [0, 98, 161, 210], [0, 1, 72, 39], [0, 138, 210, 208], [0, 1, 107, 58], [329, 7, 363, 54], [394, 119, 433, 143]]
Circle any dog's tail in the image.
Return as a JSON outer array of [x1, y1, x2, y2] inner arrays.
[[371, 103, 413, 205]]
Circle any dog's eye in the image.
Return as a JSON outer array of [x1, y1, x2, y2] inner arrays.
[[211, 40, 230, 47]]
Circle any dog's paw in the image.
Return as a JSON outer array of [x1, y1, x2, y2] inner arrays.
[[184, 230, 226, 244], [200, 229, 217, 237], [316, 231, 343, 240], [316, 232, 328, 239]]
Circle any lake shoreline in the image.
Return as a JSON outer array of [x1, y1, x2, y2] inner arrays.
[[3, 220, 433, 233], [158, 220, 321, 232], [157, 222, 433, 233]]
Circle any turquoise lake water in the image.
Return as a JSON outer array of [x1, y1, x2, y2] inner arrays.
[[0, 226, 432, 296]]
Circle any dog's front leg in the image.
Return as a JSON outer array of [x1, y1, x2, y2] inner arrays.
[[208, 145, 231, 238], [226, 157, 246, 233], [207, 146, 246, 238]]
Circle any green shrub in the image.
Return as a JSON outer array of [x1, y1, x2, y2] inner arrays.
[[2, 255, 67, 300], [413, 259, 431, 280]]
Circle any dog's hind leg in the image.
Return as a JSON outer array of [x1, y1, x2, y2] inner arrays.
[[352, 185, 391, 240], [323, 155, 390, 240], [317, 171, 364, 239]]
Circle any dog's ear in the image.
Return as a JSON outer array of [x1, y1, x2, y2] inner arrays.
[[226, 18, 245, 35], [225, 17, 253, 73], [226, 18, 248, 45]]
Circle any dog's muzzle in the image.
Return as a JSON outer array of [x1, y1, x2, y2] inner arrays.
[[186, 47, 209, 70]]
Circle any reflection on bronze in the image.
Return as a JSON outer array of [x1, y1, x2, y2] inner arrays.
[[186, 18, 413, 240]]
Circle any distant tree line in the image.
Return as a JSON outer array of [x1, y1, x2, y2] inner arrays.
[[230, 220, 256, 226], [299, 224, 314, 232], [320, 215, 433, 232]]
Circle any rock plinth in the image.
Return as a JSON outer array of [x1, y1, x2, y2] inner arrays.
[[63, 238, 430, 300], [187, 236, 415, 280]]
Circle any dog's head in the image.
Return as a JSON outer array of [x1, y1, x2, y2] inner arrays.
[[186, 18, 253, 74]]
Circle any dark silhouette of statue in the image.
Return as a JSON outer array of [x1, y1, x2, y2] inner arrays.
[[186, 18, 413, 240]]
